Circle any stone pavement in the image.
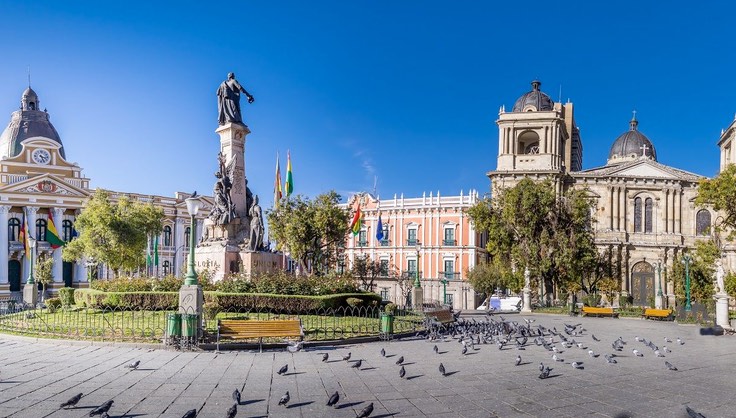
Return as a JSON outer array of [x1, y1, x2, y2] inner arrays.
[[0, 314, 734, 418]]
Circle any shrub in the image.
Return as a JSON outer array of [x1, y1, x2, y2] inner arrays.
[[204, 292, 382, 312], [73, 289, 177, 310], [346, 297, 363, 308], [46, 297, 62, 313], [59, 288, 75, 307], [203, 301, 221, 320], [583, 293, 602, 307], [218, 271, 359, 296], [384, 303, 397, 315], [151, 275, 183, 292], [217, 275, 256, 293], [90, 276, 183, 292]]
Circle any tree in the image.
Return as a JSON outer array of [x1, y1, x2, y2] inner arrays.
[[63, 189, 164, 277], [35, 254, 54, 300], [267, 191, 350, 276], [670, 240, 720, 303], [696, 163, 736, 240], [350, 255, 383, 292], [466, 260, 521, 297], [468, 179, 598, 304]]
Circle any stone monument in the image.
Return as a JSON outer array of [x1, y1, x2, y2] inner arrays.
[[713, 260, 731, 329], [521, 266, 532, 313], [195, 73, 282, 281]]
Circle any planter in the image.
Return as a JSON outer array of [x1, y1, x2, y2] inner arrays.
[[380, 313, 394, 335], [166, 313, 182, 337]]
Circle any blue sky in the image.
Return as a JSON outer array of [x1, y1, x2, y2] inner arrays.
[[1, 1, 734, 208]]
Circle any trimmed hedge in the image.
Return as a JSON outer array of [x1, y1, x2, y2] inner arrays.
[[74, 289, 178, 310], [58, 288, 75, 307]]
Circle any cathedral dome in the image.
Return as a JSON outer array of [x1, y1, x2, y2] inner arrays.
[[512, 80, 554, 112], [607, 114, 656, 164], [0, 87, 65, 160]]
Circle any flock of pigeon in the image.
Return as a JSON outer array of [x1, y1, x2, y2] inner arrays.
[[52, 315, 709, 417]]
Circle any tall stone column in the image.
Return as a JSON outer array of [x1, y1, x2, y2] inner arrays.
[[23, 206, 38, 282], [0, 205, 10, 285], [215, 122, 250, 219], [51, 208, 65, 283]]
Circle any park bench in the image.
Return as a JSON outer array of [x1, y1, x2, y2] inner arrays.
[[642, 308, 674, 321], [216, 318, 303, 352], [581, 306, 619, 318], [425, 308, 455, 327]]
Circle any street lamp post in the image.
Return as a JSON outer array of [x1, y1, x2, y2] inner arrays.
[[23, 235, 38, 306], [682, 254, 692, 312], [184, 197, 202, 286], [412, 243, 423, 311], [440, 277, 449, 305], [655, 259, 664, 309], [413, 244, 421, 288], [179, 195, 204, 339]]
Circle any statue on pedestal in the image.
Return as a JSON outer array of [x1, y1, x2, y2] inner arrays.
[[248, 195, 264, 251], [208, 152, 237, 226], [715, 260, 726, 294], [217, 72, 254, 125]]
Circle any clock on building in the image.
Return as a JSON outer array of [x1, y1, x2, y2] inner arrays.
[[32, 149, 51, 165]]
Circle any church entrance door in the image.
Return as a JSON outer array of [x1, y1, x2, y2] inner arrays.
[[8, 260, 21, 291], [631, 261, 655, 307]]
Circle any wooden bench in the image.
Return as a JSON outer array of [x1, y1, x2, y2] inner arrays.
[[642, 308, 674, 321], [425, 309, 455, 326], [217, 319, 303, 352], [581, 306, 619, 318]]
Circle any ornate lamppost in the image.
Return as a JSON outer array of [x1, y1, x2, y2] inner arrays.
[[179, 195, 204, 340], [682, 253, 692, 312], [655, 259, 664, 309], [440, 277, 449, 305], [184, 196, 202, 286]]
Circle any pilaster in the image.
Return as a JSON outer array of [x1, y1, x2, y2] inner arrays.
[[51, 207, 65, 283], [23, 206, 38, 282], [0, 205, 11, 284]]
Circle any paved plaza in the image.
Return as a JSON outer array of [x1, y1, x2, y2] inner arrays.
[[0, 314, 734, 418]]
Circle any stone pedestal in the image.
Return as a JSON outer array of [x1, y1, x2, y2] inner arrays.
[[23, 283, 37, 307], [655, 293, 664, 309], [715, 293, 730, 329], [522, 287, 532, 313], [412, 286, 424, 311], [215, 123, 250, 219], [179, 285, 204, 336], [195, 242, 243, 281]]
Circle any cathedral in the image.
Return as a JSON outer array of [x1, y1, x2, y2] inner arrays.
[[0, 87, 210, 298], [489, 80, 730, 307]]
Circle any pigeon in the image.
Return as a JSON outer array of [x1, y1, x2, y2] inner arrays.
[[343, 352, 352, 361], [664, 346, 671, 353], [60, 393, 83, 409], [685, 405, 706, 418], [399, 365, 406, 378], [380, 348, 386, 357], [433, 345, 439, 354], [655, 350, 664, 358], [515, 355, 521, 366], [356, 402, 374, 418], [277, 364, 288, 375], [327, 391, 340, 407], [664, 337, 672, 343], [395, 356, 404, 365], [539, 362, 544, 372], [665, 361, 678, 371], [677, 337, 685, 345], [125, 360, 140, 369], [439, 363, 446, 376], [461, 346, 468, 355], [287, 341, 303, 353], [190, 191, 198, 198], [322, 353, 329, 362], [538, 366, 551, 379], [351, 359, 362, 369], [181, 410, 196, 418], [571, 361, 584, 369], [225, 404, 236, 418], [232, 389, 241, 405], [633, 349, 643, 357], [278, 391, 290, 406], [89, 400, 114, 416], [552, 354, 563, 362], [588, 350, 599, 358], [635, 336, 642, 342], [592, 334, 600, 342], [604, 354, 618, 364]]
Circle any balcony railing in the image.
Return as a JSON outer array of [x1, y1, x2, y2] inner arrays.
[[406, 239, 419, 246], [439, 271, 461, 280], [403, 270, 422, 278], [442, 239, 457, 246], [380, 239, 390, 246]]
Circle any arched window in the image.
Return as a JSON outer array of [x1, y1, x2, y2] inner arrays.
[[163, 225, 172, 246], [162, 260, 171, 276], [36, 219, 47, 241], [62, 220, 73, 242], [8, 218, 20, 241], [634, 197, 642, 232], [184, 226, 191, 248], [696, 210, 712, 236], [644, 198, 653, 233]]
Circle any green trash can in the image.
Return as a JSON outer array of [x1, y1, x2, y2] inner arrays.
[[166, 313, 182, 337], [380, 313, 394, 334], [181, 313, 198, 338]]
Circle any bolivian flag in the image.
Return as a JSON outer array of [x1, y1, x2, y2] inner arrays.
[[46, 211, 66, 249], [349, 204, 363, 236]]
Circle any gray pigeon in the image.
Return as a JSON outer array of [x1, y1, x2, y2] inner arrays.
[[278, 391, 290, 406], [433, 345, 439, 354], [125, 360, 140, 369], [277, 364, 288, 375], [343, 352, 351, 361], [395, 356, 404, 365], [439, 362, 446, 376], [356, 402, 374, 418], [351, 359, 362, 369], [322, 353, 329, 362], [60, 393, 83, 409], [225, 404, 236, 418], [181, 409, 196, 418], [399, 365, 406, 378], [380, 348, 386, 357], [232, 388, 240, 405], [515, 355, 521, 366], [571, 361, 584, 369], [685, 405, 706, 418], [462, 345, 468, 355], [89, 400, 113, 416], [665, 361, 678, 371], [539, 362, 544, 372], [327, 391, 340, 407]]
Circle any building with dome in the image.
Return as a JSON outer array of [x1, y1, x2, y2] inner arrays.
[[489, 80, 716, 307], [0, 87, 211, 298]]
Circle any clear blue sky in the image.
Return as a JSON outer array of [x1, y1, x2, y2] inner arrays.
[[1, 1, 734, 207]]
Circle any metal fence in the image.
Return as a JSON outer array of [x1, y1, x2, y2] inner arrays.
[[0, 302, 425, 345]]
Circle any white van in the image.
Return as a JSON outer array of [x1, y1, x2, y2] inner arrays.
[[476, 295, 522, 312]]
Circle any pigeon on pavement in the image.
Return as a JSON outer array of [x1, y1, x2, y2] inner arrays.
[[571, 362, 584, 369], [665, 361, 678, 371], [322, 353, 329, 362], [125, 360, 140, 369], [278, 391, 290, 406], [439, 363, 446, 376], [343, 352, 352, 361], [433, 345, 439, 354], [225, 404, 236, 418], [89, 400, 114, 416], [181, 409, 196, 418], [380, 348, 386, 357], [395, 356, 404, 365], [356, 402, 374, 418], [685, 405, 706, 418], [232, 389, 240, 405], [399, 365, 406, 378], [327, 391, 340, 407], [633, 349, 643, 357], [277, 364, 288, 375], [351, 359, 362, 369], [515, 355, 521, 366], [60, 393, 83, 409]]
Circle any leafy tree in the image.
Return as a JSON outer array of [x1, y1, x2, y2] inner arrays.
[[350, 255, 383, 292], [468, 179, 598, 303], [63, 189, 164, 277], [670, 240, 720, 303], [267, 191, 349, 276], [696, 163, 736, 241], [466, 260, 521, 297], [35, 254, 54, 299]]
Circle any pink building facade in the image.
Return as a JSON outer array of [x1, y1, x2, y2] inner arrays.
[[340, 191, 487, 310]]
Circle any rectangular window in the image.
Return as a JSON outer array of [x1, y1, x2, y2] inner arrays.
[[380, 259, 389, 276], [407, 229, 417, 245], [380, 227, 389, 245], [443, 228, 456, 246], [408, 259, 417, 273], [380, 288, 389, 301], [444, 260, 454, 279], [358, 230, 367, 246], [446, 293, 454, 306]]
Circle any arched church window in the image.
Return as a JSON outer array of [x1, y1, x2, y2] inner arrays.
[[36, 219, 47, 241], [696, 210, 711, 236], [62, 220, 73, 242], [524, 142, 540, 154], [8, 218, 20, 241], [163, 225, 172, 246], [634, 197, 642, 232], [644, 198, 653, 233], [184, 227, 191, 248]]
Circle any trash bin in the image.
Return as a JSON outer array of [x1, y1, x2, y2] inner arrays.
[[380, 312, 394, 334], [181, 313, 198, 338], [166, 313, 182, 338]]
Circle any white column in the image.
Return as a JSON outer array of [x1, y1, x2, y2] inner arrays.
[[608, 187, 614, 230], [675, 189, 682, 234], [23, 207, 38, 282], [613, 188, 619, 231], [619, 187, 626, 231], [51, 208, 66, 283], [0, 205, 10, 285], [663, 189, 669, 233]]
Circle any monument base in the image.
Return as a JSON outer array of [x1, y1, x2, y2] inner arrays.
[[23, 283, 37, 307], [715, 293, 730, 329], [179, 285, 204, 337], [195, 244, 284, 281], [522, 288, 532, 313], [412, 287, 424, 312]]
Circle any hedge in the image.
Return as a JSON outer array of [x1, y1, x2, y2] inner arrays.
[[74, 289, 381, 312]]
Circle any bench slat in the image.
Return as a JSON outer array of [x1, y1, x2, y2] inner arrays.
[[218, 319, 303, 340]]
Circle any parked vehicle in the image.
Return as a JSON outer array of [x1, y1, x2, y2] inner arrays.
[[476, 295, 522, 312]]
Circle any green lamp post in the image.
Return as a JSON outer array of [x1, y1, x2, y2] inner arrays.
[[682, 254, 692, 312], [440, 277, 449, 305], [655, 259, 663, 309], [26, 235, 36, 285], [413, 243, 421, 288], [184, 195, 202, 286]]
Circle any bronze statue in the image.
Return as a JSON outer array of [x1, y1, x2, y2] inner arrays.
[[217, 72, 254, 125], [208, 153, 237, 225], [249, 195, 264, 251]]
